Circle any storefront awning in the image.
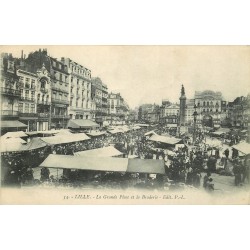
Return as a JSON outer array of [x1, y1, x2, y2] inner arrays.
[[1, 120, 28, 128], [67, 119, 99, 129]]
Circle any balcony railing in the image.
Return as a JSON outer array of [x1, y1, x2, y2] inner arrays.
[[40, 88, 48, 93], [1, 87, 21, 96], [51, 98, 69, 105], [20, 97, 35, 102], [70, 107, 91, 112], [37, 100, 51, 105], [38, 113, 50, 118], [1, 110, 19, 116], [19, 112, 38, 117], [51, 84, 69, 93], [51, 114, 70, 119]]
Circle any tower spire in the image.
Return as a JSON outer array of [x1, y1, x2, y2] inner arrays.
[[181, 84, 185, 96]]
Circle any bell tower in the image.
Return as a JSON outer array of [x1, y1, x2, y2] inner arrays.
[[179, 84, 186, 126]]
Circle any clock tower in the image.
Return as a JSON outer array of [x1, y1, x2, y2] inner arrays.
[[179, 84, 186, 126]]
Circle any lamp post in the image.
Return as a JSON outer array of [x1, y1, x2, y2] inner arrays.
[[193, 104, 198, 145]]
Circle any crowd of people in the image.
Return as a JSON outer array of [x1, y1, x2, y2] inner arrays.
[[1, 123, 249, 191]]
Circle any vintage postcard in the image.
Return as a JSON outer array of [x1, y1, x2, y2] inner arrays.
[[0, 45, 249, 204]]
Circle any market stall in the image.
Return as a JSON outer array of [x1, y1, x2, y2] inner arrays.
[[74, 146, 123, 157]]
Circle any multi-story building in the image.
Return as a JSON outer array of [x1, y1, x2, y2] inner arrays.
[[146, 105, 161, 124], [101, 83, 108, 123], [50, 57, 70, 129], [228, 95, 250, 129], [179, 86, 227, 128], [91, 77, 104, 125], [108, 92, 129, 124], [17, 69, 38, 131], [62, 58, 92, 121], [0, 53, 26, 134], [160, 100, 179, 125]]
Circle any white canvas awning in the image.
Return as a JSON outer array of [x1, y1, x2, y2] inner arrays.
[[232, 142, 250, 155], [74, 146, 123, 157], [149, 134, 182, 145]]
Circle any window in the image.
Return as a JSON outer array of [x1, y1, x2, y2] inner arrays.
[[207, 101, 209, 106], [25, 103, 29, 113], [203, 101, 205, 106], [59, 94, 62, 100], [60, 74, 62, 82], [25, 78, 30, 88], [216, 109, 218, 112], [25, 90, 29, 100], [30, 104, 35, 113], [31, 79, 35, 88], [86, 115, 88, 119], [53, 93, 56, 100], [18, 103, 23, 113], [31, 91, 35, 101]]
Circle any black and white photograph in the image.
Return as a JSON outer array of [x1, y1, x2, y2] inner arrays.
[[0, 45, 249, 204]]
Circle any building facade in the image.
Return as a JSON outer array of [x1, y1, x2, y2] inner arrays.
[[17, 69, 38, 131], [62, 58, 92, 121], [108, 92, 129, 124], [0, 54, 23, 134], [160, 101, 179, 125], [179, 86, 227, 127], [91, 77, 108, 125], [228, 95, 250, 129]]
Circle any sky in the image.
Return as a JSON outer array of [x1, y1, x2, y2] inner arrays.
[[1, 45, 250, 108]]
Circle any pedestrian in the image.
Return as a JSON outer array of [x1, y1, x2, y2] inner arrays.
[[233, 161, 241, 186], [224, 148, 229, 159], [203, 172, 211, 188]]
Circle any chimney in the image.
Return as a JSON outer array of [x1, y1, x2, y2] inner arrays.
[[21, 50, 23, 60]]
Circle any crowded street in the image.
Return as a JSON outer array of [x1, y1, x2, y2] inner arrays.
[[1, 123, 249, 194]]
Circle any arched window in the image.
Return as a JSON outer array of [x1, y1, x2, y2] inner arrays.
[[207, 101, 209, 106]]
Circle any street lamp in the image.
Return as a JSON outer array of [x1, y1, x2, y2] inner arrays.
[[193, 104, 198, 145]]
